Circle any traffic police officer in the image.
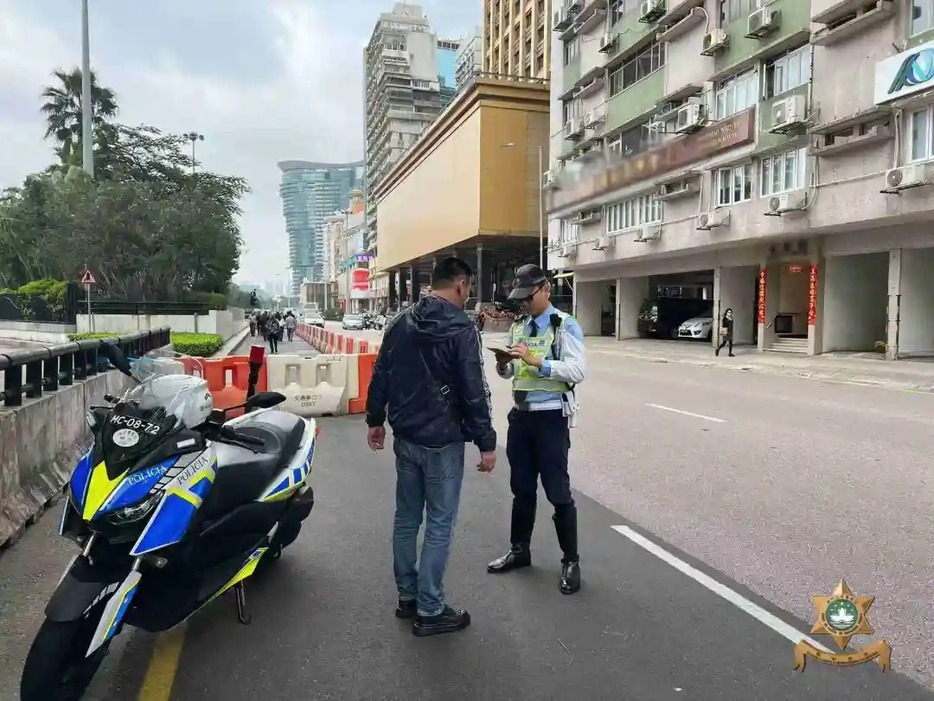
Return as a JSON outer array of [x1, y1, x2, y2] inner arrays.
[[487, 264, 587, 594]]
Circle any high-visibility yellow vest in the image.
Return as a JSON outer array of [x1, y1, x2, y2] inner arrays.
[[510, 311, 572, 395]]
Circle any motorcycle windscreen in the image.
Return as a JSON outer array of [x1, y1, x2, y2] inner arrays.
[[100, 403, 177, 479]]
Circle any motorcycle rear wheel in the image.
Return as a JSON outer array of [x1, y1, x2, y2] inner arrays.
[[21, 609, 110, 701]]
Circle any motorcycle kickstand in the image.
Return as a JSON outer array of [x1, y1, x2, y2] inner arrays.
[[234, 582, 252, 625]]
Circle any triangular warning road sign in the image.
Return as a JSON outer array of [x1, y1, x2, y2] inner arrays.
[[81, 270, 96, 285]]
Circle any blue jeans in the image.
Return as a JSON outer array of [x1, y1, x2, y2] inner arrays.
[[392, 438, 465, 617]]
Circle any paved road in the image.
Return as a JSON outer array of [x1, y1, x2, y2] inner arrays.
[[2, 417, 925, 700]]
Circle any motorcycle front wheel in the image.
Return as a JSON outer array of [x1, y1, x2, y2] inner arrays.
[[21, 607, 110, 701]]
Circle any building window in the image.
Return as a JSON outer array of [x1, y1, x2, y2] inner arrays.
[[563, 36, 581, 65], [760, 146, 808, 196], [610, 0, 627, 24], [765, 46, 811, 98], [715, 164, 753, 206], [719, 0, 744, 25], [909, 104, 934, 162], [605, 193, 662, 232], [714, 70, 758, 119], [559, 219, 579, 244], [609, 42, 666, 96], [911, 0, 934, 35], [563, 99, 583, 123]]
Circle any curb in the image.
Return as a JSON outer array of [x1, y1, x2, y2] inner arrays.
[[589, 348, 934, 393]]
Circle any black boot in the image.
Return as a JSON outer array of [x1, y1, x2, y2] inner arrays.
[[553, 505, 581, 595], [487, 542, 531, 573]]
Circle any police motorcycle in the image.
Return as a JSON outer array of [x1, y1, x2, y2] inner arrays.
[[21, 344, 318, 701]]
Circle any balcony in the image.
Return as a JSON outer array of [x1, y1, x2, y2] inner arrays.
[[811, 0, 893, 46], [575, 67, 606, 99], [607, 69, 665, 131], [576, 0, 608, 34]]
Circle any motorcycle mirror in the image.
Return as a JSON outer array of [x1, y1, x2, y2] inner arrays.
[[245, 391, 286, 410], [100, 343, 134, 377]]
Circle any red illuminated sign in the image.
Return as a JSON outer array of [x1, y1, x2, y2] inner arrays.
[[352, 269, 370, 291]]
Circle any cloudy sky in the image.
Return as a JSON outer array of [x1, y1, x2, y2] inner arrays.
[[0, 0, 478, 287]]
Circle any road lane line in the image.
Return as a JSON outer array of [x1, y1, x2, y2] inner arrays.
[[610, 525, 831, 652], [645, 403, 725, 423], [137, 622, 188, 701]]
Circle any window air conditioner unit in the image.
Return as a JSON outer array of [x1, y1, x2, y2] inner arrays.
[[639, 0, 666, 23], [593, 235, 613, 250], [884, 164, 932, 191], [770, 94, 808, 133], [561, 242, 578, 257], [598, 32, 618, 52], [542, 170, 560, 189], [700, 28, 729, 55], [767, 191, 806, 214], [563, 119, 581, 139], [635, 223, 662, 242], [573, 209, 602, 225], [746, 7, 779, 37], [584, 108, 606, 128], [675, 103, 705, 133], [568, 0, 584, 11], [696, 210, 729, 230]]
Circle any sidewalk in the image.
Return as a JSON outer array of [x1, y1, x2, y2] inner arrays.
[[586, 337, 934, 392]]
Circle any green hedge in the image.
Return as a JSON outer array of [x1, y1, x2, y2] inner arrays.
[[68, 331, 223, 357], [171, 332, 223, 356]]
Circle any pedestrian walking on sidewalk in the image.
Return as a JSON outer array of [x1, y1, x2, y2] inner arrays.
[[266, 313, 281, 354], [366, 256, 497, 637], [715, 308, 735, 357], [284, 311, 296, 342], [488, 264, 587, 595]]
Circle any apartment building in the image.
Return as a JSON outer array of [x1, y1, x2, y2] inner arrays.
[[363, 3, 450, 247], [546, 0, 934, 360], [483, 0, 552, 78]]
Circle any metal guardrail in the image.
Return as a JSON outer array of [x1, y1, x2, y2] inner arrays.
[[0, 327, 171, 408]]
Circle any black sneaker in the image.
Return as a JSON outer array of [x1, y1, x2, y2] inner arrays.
[[412, 605, 471, 637], [395, 599, 417, 619]]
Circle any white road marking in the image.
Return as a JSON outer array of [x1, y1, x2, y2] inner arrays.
[[611, 525, 831, 652], [645, 403, 725, 423]]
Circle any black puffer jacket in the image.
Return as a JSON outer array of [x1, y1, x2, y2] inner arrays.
[[366, 296, 497, 453]]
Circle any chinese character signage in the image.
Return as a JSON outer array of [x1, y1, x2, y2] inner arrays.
[[546, 108, 756, 214], [757, 268, 767, 324], [808, 264, 818, 326]]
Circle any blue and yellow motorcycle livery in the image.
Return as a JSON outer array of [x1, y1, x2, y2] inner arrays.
[[21, 344, 318, 701]]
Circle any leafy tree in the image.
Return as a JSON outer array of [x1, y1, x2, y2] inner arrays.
[[41, 68, 118, 165], [0, 68, 250, 300]]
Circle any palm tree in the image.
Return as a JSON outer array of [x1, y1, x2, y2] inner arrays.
[[40, 68, 118, 164]]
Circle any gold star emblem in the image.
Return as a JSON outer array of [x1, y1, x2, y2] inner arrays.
[[809, 579, 875, 650]]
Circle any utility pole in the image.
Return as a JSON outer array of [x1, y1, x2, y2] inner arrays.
[[184, 132, 204, 173], [80, 0, 94, 177]]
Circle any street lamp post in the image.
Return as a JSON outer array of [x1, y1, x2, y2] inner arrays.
[[80, 0, 94, 177], [184, 132, 204, 173], [502, 142, 546, 270]]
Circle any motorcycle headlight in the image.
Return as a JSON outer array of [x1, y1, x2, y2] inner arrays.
[[106, 491, 162, 525]]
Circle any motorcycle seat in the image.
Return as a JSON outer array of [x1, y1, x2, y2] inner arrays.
[[203, 412, 307, 516]]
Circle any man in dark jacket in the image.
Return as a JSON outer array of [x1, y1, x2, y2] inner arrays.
[[366, 257, 497, 638]]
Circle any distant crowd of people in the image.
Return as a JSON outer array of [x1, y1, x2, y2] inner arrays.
[[249, 309, 297, 354]]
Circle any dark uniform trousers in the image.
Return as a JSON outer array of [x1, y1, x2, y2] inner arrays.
[[506, 407, 578, 562]]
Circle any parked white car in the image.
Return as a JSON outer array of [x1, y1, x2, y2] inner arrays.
[[342, 313, 365, 331], [677, 315, 713, 341]]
